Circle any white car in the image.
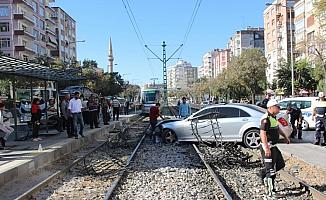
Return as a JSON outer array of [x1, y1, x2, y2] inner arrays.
[[157, 104, 268, 149], [278, 97, 319, 130]]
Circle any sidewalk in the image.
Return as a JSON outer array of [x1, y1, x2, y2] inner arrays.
[[0, 114, 139, 187], [278, 143, 326, 169]]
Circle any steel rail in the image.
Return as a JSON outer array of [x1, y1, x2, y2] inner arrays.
[[243, 148, 326, 200], [192, 144, 233, 200], [15, 115, 145, 200]]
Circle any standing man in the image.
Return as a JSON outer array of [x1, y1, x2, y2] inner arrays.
[[260, 99, 290, 197], [124, 98, 130, 115], [260, 91, 272, 109], [312, 92, 326, 146], [178, 97, 191, 118], [149, 103, 163, 143], [101, 97, 109, 125], [88, 95, 100, 129], [112, 96, 120, 121], [68, 92, 84, 139], [61, 94, 74, 138], [286, 103, 302, 139]]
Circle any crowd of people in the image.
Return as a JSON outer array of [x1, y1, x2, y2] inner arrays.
[[0, 92, 131, 148]]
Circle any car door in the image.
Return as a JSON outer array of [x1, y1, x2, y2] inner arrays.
[[189, 107, 218, 141], [216, 107, 249, 139]]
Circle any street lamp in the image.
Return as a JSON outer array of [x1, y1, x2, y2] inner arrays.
[[266, 3, 295, 96]]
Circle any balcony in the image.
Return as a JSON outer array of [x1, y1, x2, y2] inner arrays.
[[15, 45, 35, 53], [46, 27, 56, 36], [13, 0, 34, 11], [14, 29, 35, 39], [46, 16, 56, 25], [13, 13, 35, 24]]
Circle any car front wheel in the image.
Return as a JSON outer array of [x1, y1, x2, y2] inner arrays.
[[162, 129, 177, 144], [243, 129, 261, 149]]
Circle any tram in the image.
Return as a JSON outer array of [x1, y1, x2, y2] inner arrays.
[[140, 87, 162, 115]]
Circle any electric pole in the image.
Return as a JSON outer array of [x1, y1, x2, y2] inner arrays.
[[145, 41, 183, 106]]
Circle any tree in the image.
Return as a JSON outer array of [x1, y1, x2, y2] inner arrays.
[[234, 49, 267, 103], [82, 59, 98, 68]]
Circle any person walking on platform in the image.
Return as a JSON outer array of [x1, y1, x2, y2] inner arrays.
[[68, 92, 84, 139], [178, 97, 191, 119], [101, 97, 110, 125], [31, 98, 42, 141], [124, 98, 130, 115], [61, 94, 74, 138], [88, 95, 100, 129], [312, 92, 326, 146], [260, 99, 290, 197], [286, 103, 302, 139], [112, 96, 120, 121]]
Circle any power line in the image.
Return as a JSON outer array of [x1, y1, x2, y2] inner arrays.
[[120, 0, 155, 76], [178, 0, 203, 60]]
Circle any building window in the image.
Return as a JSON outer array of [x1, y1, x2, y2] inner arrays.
[[31, 1, 37, 12], [23, 55, 28, 61], [307, 31, 315, 42], [0, 38, 10, 48], [0, 6, 9, 17], [39, 7, 45, 17], [0, 22, 9, 32]]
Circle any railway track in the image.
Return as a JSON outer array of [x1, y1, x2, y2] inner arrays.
[[14, 116, 147, 200]]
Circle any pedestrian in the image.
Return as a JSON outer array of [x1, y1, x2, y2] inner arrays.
[[149, 102, 163, 143], [60, 94, 74, 138], [286, 103, 302, 139], [124, 98, 130, 115], [312, 92, 326, 146], [0, 100, 14, 148], [68, 91, 85, 139], [260, 99, 290, 197], [101, 97, 109, 125], [81, 95, 89, 125], [112, 96, 120, 121], [88, 95, 100, 129], [178, 97, 191, 118], [31, 98, 42, 141], [260, 91, 272, 109]]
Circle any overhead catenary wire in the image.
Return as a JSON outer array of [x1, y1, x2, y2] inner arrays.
[[120, 0, 155, 77], [178, 0, 203, 60]]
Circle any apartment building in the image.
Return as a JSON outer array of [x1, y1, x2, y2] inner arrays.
[[0, 0, 76, 63], [167, 60, 198, 90], [198, 49, 231, 79], [227, 27, 265, 57], [264, 0, 298, 84], [199, 52, 214, 79], [294, 0, 325, 61], [51, 7, 76, 64]]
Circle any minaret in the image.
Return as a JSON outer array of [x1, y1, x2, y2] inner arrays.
[[108, 37, 114, 73]]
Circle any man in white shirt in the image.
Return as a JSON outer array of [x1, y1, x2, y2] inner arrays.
[[68, 92, 84, 139]]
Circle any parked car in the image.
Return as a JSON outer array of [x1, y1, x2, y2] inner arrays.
[[59, 86, 96, 99], [200, 100, 213, 108], [156, 104, 269, 149], [278, 97, 319, 130]]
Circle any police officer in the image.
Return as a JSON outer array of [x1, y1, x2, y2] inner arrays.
[[286, 103, 302, 139], [312, 92, 326, 146], [260, 99, 290, 196]]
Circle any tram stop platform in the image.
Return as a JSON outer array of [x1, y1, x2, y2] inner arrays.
[[0, 114, 139, 187]]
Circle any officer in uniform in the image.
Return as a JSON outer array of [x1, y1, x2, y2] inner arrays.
[[312, 92, 326, 146], [260, 99, 291, 196]]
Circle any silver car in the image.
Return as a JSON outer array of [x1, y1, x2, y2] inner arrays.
[[158, 104, 266, 148]]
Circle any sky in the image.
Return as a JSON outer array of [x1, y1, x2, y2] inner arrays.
[[53, 0, 267, 85]]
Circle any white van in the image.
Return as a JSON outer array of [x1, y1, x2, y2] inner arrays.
[[279, 97, 319, 130]]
